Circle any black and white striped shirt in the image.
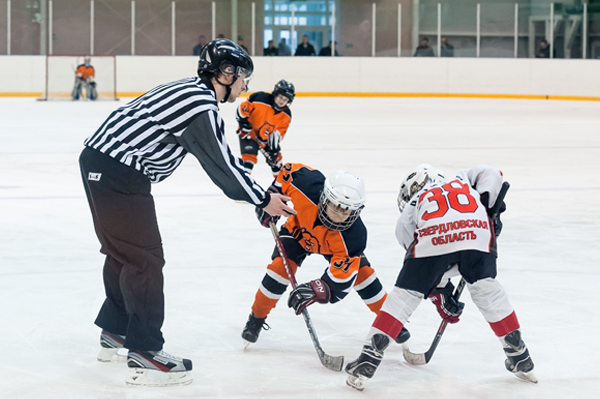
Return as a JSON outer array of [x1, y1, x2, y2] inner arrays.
[[84, 76, 268, 206]]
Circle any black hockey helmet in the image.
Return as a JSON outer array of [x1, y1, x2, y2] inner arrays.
[[197, 38, 253, 81], [272, 79, 295, 106]]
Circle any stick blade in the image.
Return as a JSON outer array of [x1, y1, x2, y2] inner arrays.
[[402, 344, 428, 365], [321, 353, 344, 372]]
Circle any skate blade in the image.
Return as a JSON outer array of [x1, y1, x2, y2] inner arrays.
[[346, 374, 368, 391], [97, 348, 127, 363], [126, 368, 193, 387], [514, 370, 538, 384], [243, 339, 252, 350]]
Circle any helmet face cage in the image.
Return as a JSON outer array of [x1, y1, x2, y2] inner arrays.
[[272, 80, 295, 106], [317, 172, 365, 231], [397, 164, 445, 213]]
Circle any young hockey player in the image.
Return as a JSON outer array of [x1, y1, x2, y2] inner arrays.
[[80, 39, 295, 387], [242, 163, 410, 346], [236, 80, 295, 176], [346, 164, 536, 390], [72, 56, 97, 100]]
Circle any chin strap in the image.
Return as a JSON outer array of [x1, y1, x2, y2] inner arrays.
[[215, 75, 238, 103]]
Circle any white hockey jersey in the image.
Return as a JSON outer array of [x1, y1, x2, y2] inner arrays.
[[396, 165, 503, 259]]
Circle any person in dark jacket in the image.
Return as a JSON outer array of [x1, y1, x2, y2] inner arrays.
[[295, 35, 316, 56], [414, 37, 435, 57]]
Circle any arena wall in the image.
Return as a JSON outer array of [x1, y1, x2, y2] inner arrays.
[[0, 56, 598, 100]]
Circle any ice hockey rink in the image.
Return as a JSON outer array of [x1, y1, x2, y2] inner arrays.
[[1, 95, 599, 399]]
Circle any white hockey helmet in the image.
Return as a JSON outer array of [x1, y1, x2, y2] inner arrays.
[[397, 164, 446, 212], [318, 171, 366, 231]]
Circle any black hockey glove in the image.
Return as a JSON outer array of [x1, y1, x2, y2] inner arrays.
[[255, 184, 283, 228], [491, 215, 503, 237], [429, 283, 465, 324], [288, 279, 331, 315], [237, 120, 252, 139], [261, 146, 282, 171], [255, 207, 280, 228], [481, 192, 506, 238]]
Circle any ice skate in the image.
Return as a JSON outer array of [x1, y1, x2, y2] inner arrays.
[[97, 330, 127, 363], [345, 334, 390, 391], [242, 313, 270, 348], [126, 349, 193, 387], [394, 326, 411, 345], [503, 330, 537, 384]]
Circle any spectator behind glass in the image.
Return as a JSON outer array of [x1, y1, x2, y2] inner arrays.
[[237, 37, 249, 53], [536, 39, 556, 58], [414, 37, 435, 57], [441, 37, 454, 57], [319, 41, 339, 56], [192, 35, 208, 56], [295, 35, 316, 56], [264, 40, 278, 56], [278, 38, 291, 56]]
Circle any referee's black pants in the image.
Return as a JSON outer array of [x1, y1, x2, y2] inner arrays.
[[79, 147, 165, 351]]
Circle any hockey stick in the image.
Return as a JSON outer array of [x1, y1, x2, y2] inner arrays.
[[269, 221, 345, 372], [403, 181, 510, 366]]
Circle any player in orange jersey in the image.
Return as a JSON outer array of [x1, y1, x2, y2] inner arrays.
[[241, 163, 410, 346], [72, 56, 97, 101], [236, 80, 294, 176]]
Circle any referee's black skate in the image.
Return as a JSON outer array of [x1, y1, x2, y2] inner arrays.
[[97, 330, 127, 363], [346, 334, 390, 391], [502, 329, 537, 383], [126, 349, 193, 386], [242, 313, 270, 348]]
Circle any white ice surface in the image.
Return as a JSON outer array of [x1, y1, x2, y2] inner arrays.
[[1, 96, 599, 398]]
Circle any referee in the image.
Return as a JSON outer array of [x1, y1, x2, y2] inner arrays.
[[79, 39, 295, 386]]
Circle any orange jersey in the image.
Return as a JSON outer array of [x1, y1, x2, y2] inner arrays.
[[75, 64, 95, 80], [274, 163, 367, 301], [237, 92, 291, 148]]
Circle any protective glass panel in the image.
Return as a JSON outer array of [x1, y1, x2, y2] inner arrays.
[[10, 0, 43, 55], [415, 2, 438, 57], [93, 0, 131, 55], [175, 0, 211, 57], [520, 3, 552, 59], [439, 3, 477, 58], [51, 0, 90, 55], [134, 0, 171, 56], [0, 1, 7, 54], [374, 2, 399, 57], [479, 3, 515, 58], [589, 3, 600, 59]]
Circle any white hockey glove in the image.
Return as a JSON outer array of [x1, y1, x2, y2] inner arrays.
[[267, 130, 281, 149], [288, 279, 331, 315]]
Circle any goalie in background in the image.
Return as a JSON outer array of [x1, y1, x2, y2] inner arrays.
[[242, 162, 410, 347], [235, 79, 295, 177], [72, 56, 97, 101], [345, 164, 536, 391]]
